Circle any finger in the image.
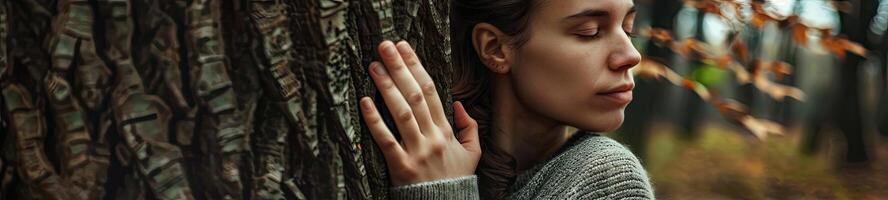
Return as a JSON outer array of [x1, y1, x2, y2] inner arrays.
[[377, 41, 437, 134], [368, 61, 425, 151], [360, 97, 407, 163], [453, 101, 480, 153], [395, 41, 449, 128]]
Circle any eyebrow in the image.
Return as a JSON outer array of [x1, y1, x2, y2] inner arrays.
[[565, 6, 636, 20]]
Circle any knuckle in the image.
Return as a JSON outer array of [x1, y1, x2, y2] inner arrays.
[[412, 154, 428, 165], [390, 62, 406, 71], [378, 139, 399, 150], [397, 109, 415, 123], [442, 129, 455, 139], [429, 141, 446, 155], [421, 82, 437, 97], [406, 91, 425, 106], [406, 58, 420, 68]]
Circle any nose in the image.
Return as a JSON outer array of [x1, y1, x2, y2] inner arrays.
[[607, 34, 641, 72]]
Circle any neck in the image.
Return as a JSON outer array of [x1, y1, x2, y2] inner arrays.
[[490, 74, 573, 171]]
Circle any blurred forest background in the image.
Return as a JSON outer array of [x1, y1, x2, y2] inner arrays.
[[620, 0, 888, 199]]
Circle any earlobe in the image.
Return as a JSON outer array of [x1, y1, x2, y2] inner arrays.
[[471, 23, 511, 74]]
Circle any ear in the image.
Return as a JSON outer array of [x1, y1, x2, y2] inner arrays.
[[471, 23, 514, 74]]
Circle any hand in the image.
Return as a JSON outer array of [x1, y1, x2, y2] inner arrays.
[[359, 40, 481, 186]]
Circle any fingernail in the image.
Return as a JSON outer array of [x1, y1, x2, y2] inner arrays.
[[361, 97, 374, 111], [383, 41, 398, 56], [396, 40, 409, 48], [371, 62, 387, 76]]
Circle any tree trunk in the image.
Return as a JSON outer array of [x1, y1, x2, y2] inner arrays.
[[0, 0, 452, 199], [837, 0, 878, 163]]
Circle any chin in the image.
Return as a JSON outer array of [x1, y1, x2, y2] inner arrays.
[[572, 110, 625, 132]]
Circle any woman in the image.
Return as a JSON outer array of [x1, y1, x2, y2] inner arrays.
[[358, 0, 653, 199]]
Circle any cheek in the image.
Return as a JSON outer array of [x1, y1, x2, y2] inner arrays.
[[512, 41, 588, 106], [510, 39, 624, 131]]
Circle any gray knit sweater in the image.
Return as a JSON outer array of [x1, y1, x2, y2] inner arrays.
[[391, 133, 654, 199]]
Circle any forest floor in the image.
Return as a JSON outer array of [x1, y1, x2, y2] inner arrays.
[[628, 122, 888, 200]]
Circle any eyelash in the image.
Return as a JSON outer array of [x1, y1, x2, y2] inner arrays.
[[625, 30, 638, 38], [576, 29, 637, 39], [577, 31, 600, 39]]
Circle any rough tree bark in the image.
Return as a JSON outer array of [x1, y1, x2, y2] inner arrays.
[[0, 0, 453, 199]]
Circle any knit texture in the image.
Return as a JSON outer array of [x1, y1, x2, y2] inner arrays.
[[390, 176, 480, 200], [390, 132, 654, 200]]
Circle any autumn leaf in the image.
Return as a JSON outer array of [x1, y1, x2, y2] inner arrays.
[[842, 38, 868, 57], [643, 27, 674, 45], [730, 35, 749, 62], [778, 15, 800, 29], [820, 35, 869, 58], [753, 76, 806, 101], [633, 59, 668, 80], [727, 63, 752, 84], [821, 37, 846, 58], [769, 61, 792, 81], [672, 38, 709, 59], [791, 23, 808, 46], [750, 3, 772, 28], [635, 58, 686, 85], [714, 99, 786, 139], [682, 79, 713, 102], [751, 12, 769, 28], [738, 116, 786, 139], [714, 99, 749, 120], [715, 54, 734, 68], [693, 0, 723, 17]]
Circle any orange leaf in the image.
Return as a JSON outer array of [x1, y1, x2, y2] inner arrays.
[[645, 28, 674, 45], [750, 3, 771, 28], [727, 63, 751, 84], [681, 79, 696, 90], [766, 61, 792, 81], [716, 55, 733, 68], [820, 37, 847, 59], [696, 1, 722, 16], [714, 99, 749, 119], [738, 116, 786, 139], [682, 79, 712, 101], [753, 76, 806, 101], [730, 36, 749, 62], [751, 12, 768, 28], [791, 23, 808, 46], [633, 59, 667, 80], [779, 15, 800, 28], [842, 39, 868, 56]]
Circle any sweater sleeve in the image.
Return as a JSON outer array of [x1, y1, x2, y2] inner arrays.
[[390, 175, 480, 200]]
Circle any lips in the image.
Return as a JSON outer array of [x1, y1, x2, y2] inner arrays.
[[597, 83, 634, 105]]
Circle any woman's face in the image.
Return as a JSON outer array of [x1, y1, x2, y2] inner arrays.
[[509, 0, 640, 132]]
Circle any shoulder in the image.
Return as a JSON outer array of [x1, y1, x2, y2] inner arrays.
[[560, 134, 654, 199], [510, 133, 655, 199], [548, 133, 644, 171]]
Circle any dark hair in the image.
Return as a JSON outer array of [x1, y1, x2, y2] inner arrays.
[[451, 0, 540, 199]]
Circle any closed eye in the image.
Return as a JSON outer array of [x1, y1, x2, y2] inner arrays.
[[576, 28, 600, 38]]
